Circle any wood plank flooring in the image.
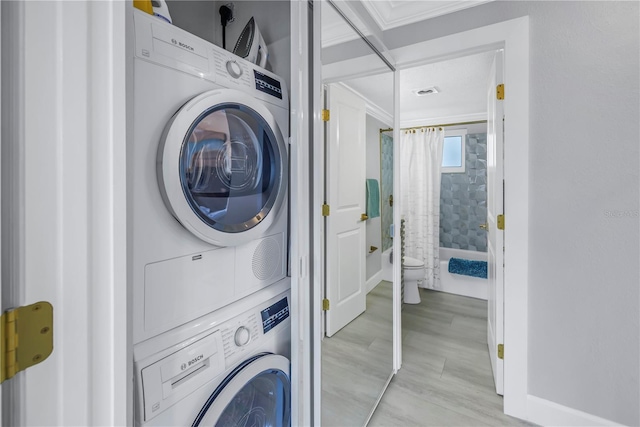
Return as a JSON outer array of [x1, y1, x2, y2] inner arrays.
[[369, 288, 534, 427], [322, 281, 394, 427]]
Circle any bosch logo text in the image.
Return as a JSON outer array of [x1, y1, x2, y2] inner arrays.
[[171, 38, 195, 52]]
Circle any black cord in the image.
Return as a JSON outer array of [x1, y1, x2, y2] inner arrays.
[[219, 5, 233, 50]]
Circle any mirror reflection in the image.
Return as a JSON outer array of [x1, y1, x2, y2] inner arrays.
[[321, 2, 395, 426]]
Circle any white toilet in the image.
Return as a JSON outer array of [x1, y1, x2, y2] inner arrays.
[[403, 256, 425, 304]]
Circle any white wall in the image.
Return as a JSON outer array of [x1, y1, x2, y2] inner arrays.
[[165, 1, 216, 43], [383, 2, 639, 425], [365, 114, 385, 280]]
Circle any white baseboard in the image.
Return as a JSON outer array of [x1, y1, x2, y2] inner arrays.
[[527, 395, 624, 427], [366, 270, 384, 293]]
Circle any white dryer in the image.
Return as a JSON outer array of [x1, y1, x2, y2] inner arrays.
[[132, 10, 290, 344], [133, 281, 291, 426]]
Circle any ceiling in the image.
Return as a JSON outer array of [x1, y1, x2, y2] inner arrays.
[[322, 0, 493, 47], [322, 1, 496, 126], [342, 50, 495, 126], [361, 0, 493, 31]]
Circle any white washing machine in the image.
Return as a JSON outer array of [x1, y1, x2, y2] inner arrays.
[[133, 280, 291, 426], [131, 9, 290, 344]]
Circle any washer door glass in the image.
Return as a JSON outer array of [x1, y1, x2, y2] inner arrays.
[[192, 354, 291, 427], [215, 369, 290, 426], [181, 103, 281, 233]]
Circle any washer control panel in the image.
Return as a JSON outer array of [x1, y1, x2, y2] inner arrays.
[[134, 285, 290, 425], [213, 51, 252, 88], [221, 313, 260, 358]]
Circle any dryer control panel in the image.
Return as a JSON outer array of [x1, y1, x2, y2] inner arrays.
[[133, 8, 288, 112]]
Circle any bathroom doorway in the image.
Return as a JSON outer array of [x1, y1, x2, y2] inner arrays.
[[375, 17, 531, 421]]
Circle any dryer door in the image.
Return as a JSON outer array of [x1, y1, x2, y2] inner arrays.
[[192, 353, 290, 427], [158, 89, 288, 247]]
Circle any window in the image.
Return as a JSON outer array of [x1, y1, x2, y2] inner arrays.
[[442, 129, 466, 173]]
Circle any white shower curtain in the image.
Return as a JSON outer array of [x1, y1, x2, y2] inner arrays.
[[400, 128, 444, 289]]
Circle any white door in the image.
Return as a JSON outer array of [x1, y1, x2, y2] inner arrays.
[[487, 49, 505, 395], [324, 84, 367, 337], [1, 2, 128, 425]]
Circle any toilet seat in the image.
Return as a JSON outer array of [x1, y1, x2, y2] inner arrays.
[[404, 256, 424, 269]]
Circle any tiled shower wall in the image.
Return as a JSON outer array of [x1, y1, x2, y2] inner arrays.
[[439, 133, 488, 252], [380, 133, 394, 252]]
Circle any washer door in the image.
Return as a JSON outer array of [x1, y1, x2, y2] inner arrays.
[[192, 353, 290, 427], [158, 89, 288, 247]]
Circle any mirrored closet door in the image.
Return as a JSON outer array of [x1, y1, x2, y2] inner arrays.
[[319, 2, 396, 425]]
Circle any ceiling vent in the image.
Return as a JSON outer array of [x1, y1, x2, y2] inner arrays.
[[413, 87, 439, 96]]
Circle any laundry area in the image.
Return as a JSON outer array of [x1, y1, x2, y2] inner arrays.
[[130, 1, 294, 425], [2, 1, 638, 427]]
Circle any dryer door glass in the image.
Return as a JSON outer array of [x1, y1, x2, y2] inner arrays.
[[180, 104, 282, 233], [215, 368, 290, 427]]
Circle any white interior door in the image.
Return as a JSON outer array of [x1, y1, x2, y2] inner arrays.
[[324, 84, 367, 337], [1, 2, 129, 425], [487, 49, 505, 396]]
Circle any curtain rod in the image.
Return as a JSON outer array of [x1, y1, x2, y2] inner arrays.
[[380, 120, 487, 133]]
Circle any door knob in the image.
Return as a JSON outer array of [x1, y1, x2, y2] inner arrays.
[[479, 223, 488, 230], [361, 213, 369, 221], [389, 195, 393, 207]]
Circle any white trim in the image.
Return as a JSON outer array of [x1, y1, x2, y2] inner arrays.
[[366, 269, 384, 293], [311, 2, 324, 426], [337, 82, 393, 126], [391, 16, 530, 419], [290, 2, 313, 426], [401, 112, 486, 128], [527, 395, 624, 427], [88, 2, 129, 424], [392, 70, 402, 373]]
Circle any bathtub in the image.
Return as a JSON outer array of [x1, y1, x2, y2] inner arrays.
[[437, 247, 488, 300], [381, 248, 393, 282]]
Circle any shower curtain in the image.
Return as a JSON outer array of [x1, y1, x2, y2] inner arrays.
[[400, 128, 444, 289]]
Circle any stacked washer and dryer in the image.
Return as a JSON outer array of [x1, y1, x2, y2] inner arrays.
[[131, 9, 291, 426]]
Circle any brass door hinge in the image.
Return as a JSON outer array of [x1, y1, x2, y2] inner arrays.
[[496, 84, 504, 100], [497, 214, 505, 230], [1, 302, 54, 384], [322, 299, 330, 311], [321, 109, 330, 121], [498, 343, 504, 359], [322, 204, 330, 216]]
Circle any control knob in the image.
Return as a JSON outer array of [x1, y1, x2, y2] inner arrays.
[[234, 326, 251, 347], [226, 60, 243, 79]]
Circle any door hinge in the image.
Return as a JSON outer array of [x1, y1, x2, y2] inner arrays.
[[1, 302, 54, 384], [321, 109, 330, 121], [497, 214, 505, 230], [498, 343, 504, 359], [322, 204, 330, 216], [322, 299, 330, 311], [496, 84, 504, 100]]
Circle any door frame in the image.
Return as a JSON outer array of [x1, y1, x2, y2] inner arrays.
[[2, 1, 130, 425], [390, 17, 530, 419]]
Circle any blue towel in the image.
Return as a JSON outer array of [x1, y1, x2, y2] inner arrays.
[[448, 257, 487, 279], [366, 179, 380, 219]]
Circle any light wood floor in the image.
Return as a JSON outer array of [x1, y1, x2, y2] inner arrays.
[[322, 281, 394, 427], [369, 288, 533, 427]]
